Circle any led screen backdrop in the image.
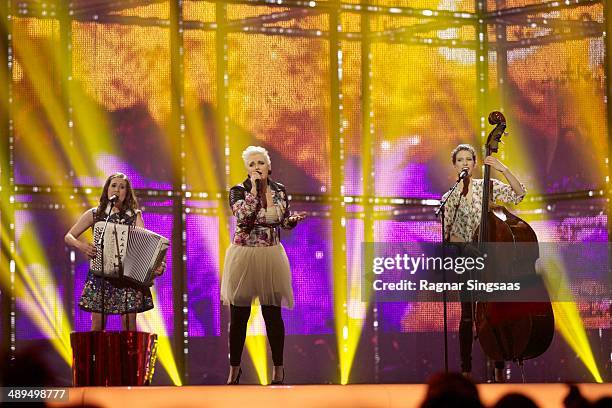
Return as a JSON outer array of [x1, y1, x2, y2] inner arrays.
[[3, 0, 609, 384]]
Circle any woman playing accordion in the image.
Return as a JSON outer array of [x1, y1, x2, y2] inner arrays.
[[64, 172, 165, 331]]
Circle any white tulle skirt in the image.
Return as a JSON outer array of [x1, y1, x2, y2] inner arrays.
[[220, 244, 294, 309]]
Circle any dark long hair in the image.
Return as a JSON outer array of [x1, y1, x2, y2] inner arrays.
[[95, 173, 139, 217]]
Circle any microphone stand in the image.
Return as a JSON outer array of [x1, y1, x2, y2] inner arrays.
[[97, 199, 117, 332], [95, 201, 114, 387], [435, 174, 464, 374]]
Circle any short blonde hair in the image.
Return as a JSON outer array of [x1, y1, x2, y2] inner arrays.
[[242, 145, 271, 167]]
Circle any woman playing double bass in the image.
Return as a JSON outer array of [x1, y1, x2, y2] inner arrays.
[[441, 143, 526, 381]]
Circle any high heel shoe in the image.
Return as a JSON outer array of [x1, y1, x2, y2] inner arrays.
[[494, 367, 505, 383], [270, 367, 285, 385], [227, 367, 242, 385]]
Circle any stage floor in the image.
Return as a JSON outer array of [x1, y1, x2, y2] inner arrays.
[[48, 383, 611, 408]]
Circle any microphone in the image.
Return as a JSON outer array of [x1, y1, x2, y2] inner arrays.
[[108, 194, 119, 203], [254, 170, 263, 192], [457, 169, 469, 181]]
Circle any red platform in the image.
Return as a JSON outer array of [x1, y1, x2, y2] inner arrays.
[[70, 331, 157, 387]]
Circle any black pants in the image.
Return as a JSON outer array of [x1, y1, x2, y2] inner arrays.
[[459, 301, 504, 372], [229, 304, 285, 366]]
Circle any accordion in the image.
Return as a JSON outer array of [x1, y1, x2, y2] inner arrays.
[[90, 221, 169, 287]]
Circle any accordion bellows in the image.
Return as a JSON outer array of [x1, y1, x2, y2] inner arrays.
[[90, 221, 169, 287]]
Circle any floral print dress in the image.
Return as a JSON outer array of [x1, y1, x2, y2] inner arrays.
[[79, 207, 154, 314], [442, 178, 526, 242]]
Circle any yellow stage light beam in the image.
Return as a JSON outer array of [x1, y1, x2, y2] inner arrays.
[[10, 73, 75, 192], [12, 21, 111, 194], [331, 204, 350, 384], [245, 307, 269, 385], [341, 226, 369, 385], [0, 256, 71, 365], [542, 36, 605, 384], [536, 256, 603, 382], [552, 300, 603, 383], [17, 222, 73, 361], [7, 132, 88, 221], [10, 52, 96, 229], [139, 287, 183, 386], [66, 28, 119, 179], [0, 193, 91, 358], [11, 15, 161, 372], [496, 90, 604, 383], [67, 79, 118, 183], [0, 221, 73, 365], [1, 219, 60, 332], [183, 92, 230, 248]]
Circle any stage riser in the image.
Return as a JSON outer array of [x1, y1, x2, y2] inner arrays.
[[47, 384, 612, 408]]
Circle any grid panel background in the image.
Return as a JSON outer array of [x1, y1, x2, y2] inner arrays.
[[486, 0, 575, 11], [71, 22, 173, 189], [340, 38, 363, 197], [12, 18, 63, 186], [184, 30, 219, 191], [361, 0, 475, 13], [370, 41, 478, 198], [186, 213, 221, 337], [375, 220, 447, 333], [226, 32, 331, 194], [184, 1, 216, 22], [504, 35, 607, 193], [282, 214, 335, 335], [109, 1, 170, 18]]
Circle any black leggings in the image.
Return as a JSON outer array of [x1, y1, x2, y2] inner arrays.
[[459, 301, 475, 372], [229, 304, 285, 366], [460, 301, 504, 372]]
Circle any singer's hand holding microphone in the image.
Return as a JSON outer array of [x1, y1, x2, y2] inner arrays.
[[250, 170, 263, 196]]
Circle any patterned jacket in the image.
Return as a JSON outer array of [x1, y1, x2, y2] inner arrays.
[[442, 178, 526, 242], [229, 178, 297, 247]]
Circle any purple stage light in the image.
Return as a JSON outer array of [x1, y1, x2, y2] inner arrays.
[[282, 216, 335, 335], [93, 154, 172, 190], [186, 213, 221, 337]]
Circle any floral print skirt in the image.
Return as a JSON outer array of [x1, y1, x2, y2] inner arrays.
[[79, 270, 154, 314]]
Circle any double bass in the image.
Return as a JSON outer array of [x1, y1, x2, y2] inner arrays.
[[474, 112, 555, 375]]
